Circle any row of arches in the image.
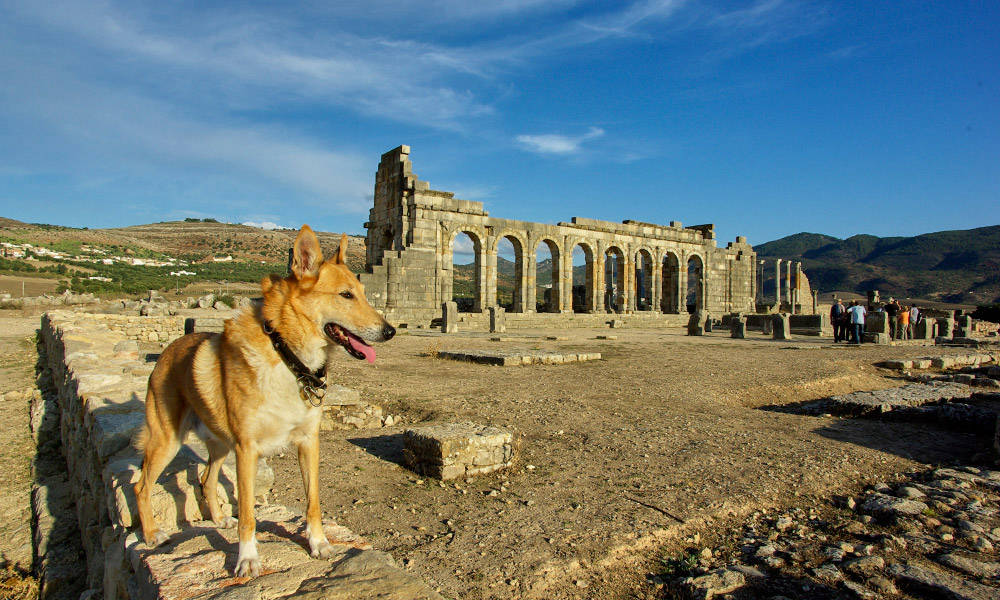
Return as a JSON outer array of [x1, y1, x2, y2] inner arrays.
[[449, 231, 704, 314]]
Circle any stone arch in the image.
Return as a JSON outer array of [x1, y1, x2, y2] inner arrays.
[[604, 245, 626, 314], [447, 229, 483, 312], [634, 248, 654, 311], [492, 231, 526, 313], [535, 238, 562, 313], [686, 253, 705, 314], [570, 240, 596, 313], [661, 250, 681, 314]]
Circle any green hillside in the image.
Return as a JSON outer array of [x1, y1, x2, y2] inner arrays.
[[755, 226, 1000, 304]]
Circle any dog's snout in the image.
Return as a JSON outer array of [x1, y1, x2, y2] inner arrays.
[[381, 323, 396, 341]]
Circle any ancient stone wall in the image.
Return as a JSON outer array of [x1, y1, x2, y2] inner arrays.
[[70, 313, 185, 342], [36, 311, 439, 600], [361, 146, 759, 328]]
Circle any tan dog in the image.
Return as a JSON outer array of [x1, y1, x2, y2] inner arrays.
[[133, 225, 395, 576]]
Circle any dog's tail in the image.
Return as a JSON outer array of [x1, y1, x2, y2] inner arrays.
[[133, 423, 150, 453]]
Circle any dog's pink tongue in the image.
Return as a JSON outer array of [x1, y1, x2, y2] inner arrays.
[[348, 335, 376, 364]]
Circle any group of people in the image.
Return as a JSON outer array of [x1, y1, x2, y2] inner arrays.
[[830, 297, 921, 344]]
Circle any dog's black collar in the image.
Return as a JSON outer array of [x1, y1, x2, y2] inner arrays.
[[262, 319, 327, 405]]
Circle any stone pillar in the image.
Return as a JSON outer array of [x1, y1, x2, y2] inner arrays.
[[812, 290, 818, 315], [560, 250, 573, 313], [913, 318, 932, 340], [936, 316, 954, 340], [784, 261, 792, 312], [625, 252, 636, 313], [772, 313, 791, 340], [484, 249, 497, 309], [489, 306, 506, 333], [679, 258, 689, 314], [595, 251, 606, 313], [688, 310, 709, 336], [524, 253, 537, 314], [730, 313, 747, 339], [442, 301, 458, 333], [651, 256, 662, 313], [865, 312, 889, 344], [957, 315, 973, 337], [774, 259, 782, 306]]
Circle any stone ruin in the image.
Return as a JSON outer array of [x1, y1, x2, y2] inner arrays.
[[359, 145, 765, 329]]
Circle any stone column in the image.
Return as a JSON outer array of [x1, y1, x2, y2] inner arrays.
[[442, 301, 458, 333], [784, 261, 792, 311], [625, 250, 636, 313], [678, 254, 689, 314], [651, 254, 662, 313], [560, 248, 573, 313], [774, 259, 782, 306], [524, 249, 537, 313], [595, 249, 606, 313], [484, 248, 498, 309]]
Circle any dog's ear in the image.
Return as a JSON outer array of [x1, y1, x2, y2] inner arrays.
[[291, 225, 323, 280], [334, 233, 348, 265]]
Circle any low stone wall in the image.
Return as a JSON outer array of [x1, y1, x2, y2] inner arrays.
[[36, 310, 439, 600], [62, 312, 186, 343]]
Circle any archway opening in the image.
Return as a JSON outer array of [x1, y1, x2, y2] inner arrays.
[[535, 240, 560, 313], [687, 255, 703, 313], [635, 250, 653, 311], [496, 236, 524, 313], [661, 252, 680, 314], [451, 232, 481, 312], [572, 244, 594, 313], [604, 246, 625, 314]]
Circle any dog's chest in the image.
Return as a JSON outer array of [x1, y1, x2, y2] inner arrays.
[[251, 360, 322, 455]]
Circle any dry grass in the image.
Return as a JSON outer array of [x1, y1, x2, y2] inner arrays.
[[0, 568, 38, 600]]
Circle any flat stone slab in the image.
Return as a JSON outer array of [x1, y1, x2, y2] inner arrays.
[[402, 423, 514, 480], [436, 349, 601, 366], [890, 561, 999, 600], [819, 382, 973, 416], [127, 505, 442, 600], [595, 335, 617, 340]]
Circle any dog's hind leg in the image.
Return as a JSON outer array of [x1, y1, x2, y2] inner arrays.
[[200, 435, 235, 528], [134, 389, 183, 547], [297, 423, 334, 559]]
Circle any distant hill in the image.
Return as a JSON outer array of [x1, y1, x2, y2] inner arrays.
[[755, 226, 1000, 304], [0, 219, 367, 272]]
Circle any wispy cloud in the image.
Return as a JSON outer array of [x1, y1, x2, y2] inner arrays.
[[516, 127, 606, 155]]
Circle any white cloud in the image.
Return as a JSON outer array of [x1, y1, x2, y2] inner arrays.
[[242, 221, 287, 230], [515, 127, 606, 155]]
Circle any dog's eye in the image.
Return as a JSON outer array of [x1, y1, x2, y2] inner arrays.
[[340, 291, 354, 299]]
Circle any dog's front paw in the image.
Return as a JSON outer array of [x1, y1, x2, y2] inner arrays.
[[235, 539, 261, 577], [235, 557, 261, 578], [216, 516, 237, 529], [309, 537, 335, 559]]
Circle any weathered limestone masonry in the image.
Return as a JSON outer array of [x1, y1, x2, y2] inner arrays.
[[37, 311, 440, 600], [82, 312, 185, 342], [360, 145, 758, 328]]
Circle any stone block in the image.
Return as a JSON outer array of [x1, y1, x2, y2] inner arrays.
[[936, 317, 954, 340], [688, 311, 709, 336], [771, 314, 790, 340], [489, 306, 506, 333], [441, 301, 458, 333], [913, 319, 933, 340], [730, 314, 746, 339], [402, 423, 515, 480], [912, 359, 932, 369]]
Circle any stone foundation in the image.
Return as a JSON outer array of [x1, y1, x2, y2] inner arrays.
[[402, 423, 515, 480]]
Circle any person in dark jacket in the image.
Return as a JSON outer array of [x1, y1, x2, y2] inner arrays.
[[830, 298, 846, 342], [885, 297, 901, 340]]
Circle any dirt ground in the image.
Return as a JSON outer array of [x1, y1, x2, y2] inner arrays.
[[0, 313, 44, 584], [265, 327, 987, 600]]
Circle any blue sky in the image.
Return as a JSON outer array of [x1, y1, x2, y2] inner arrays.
[[1, 1, 997, 247]]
